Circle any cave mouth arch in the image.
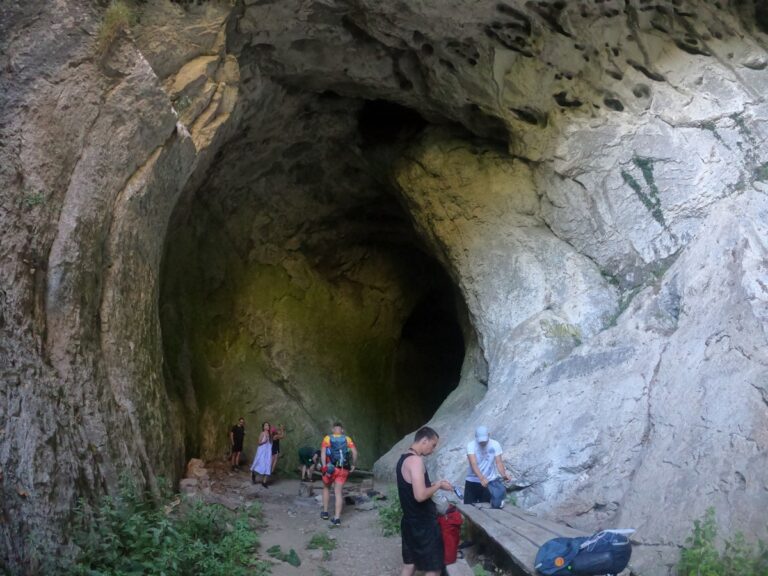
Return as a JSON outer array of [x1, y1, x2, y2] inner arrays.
[[160, 95, 471, 470]]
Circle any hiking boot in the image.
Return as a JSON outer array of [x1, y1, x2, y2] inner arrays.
[[330, 517, 341, 527], [320, 511, 329, 520]]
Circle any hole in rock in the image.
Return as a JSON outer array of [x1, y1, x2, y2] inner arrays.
[[161, 97, 469, 471], [358, 99, 429, 146]]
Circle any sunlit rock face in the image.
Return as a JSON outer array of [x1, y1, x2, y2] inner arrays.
[[1, 0, 767, 573]]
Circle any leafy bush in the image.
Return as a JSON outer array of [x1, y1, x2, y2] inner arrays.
[[266, 545, 301, 567], [307, 532, 337, 552], [678, 507, 768, 576], [376, 487, 402, 536], [66, 478, 269, 575], [96, 1, 134, 56]]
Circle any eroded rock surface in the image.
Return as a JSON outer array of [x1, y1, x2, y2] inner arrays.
[[1, 1, 767, 574]]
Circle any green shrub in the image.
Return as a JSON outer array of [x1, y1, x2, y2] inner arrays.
[[678, 507, 768, 576], [23, 191, 46, 208], [97, 1, 134, 56], [66, 478, 268, 575], [266, 544, 301, 567], [376, 487, 402, 536], [307, 532, 337, 552]]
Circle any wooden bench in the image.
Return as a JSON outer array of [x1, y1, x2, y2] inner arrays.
[[456, 503, 586, 575]]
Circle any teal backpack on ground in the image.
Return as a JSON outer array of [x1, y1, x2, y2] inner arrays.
[[326, 434, 351, 468], [534, 536, 587, 575], [535, 530, 633, 576]]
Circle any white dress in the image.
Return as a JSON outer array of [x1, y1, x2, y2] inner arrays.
[[250, 436, 272, 475]]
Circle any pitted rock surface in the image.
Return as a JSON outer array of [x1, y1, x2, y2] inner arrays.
[[1, 1, 767, 574]]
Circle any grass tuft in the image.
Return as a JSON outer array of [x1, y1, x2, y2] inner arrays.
[[376, 487, 403, 536], [307, 532, 337, 552], [97, 1, 134, 56]]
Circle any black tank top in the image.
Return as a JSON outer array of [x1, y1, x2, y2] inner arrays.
[[396, 453, 437, 522]]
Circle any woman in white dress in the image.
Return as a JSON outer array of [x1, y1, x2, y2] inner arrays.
[[251, 422, 272, 487]]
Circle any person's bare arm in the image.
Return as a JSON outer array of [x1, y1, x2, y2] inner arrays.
[[495, 455, 510, 481], [404, 456, 452, 502], [321, 441, 327, 467], [467, 454, 488, 487], [350, 445, 358, 471]]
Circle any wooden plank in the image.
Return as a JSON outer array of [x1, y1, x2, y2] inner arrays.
[[465, 504, 583, 542], [456, 503, 586, 575], [458, 504, 539, 575]]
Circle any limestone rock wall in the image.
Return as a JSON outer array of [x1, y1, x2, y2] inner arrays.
[[1, 0, 768, 574], [0, 0, 240, 571]]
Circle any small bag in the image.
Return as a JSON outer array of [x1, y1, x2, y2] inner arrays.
[[487, 479, 506, 508], [438, 505, 463, 565]]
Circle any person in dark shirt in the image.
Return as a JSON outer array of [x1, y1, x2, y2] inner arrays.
[[298, 446, 321, 481], [271, 424, 285, 474], [229, 417, 245, 471], [397, 426, 453, 576]]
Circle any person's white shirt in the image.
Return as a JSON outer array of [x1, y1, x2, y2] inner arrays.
[[466, 439, 503, 483]]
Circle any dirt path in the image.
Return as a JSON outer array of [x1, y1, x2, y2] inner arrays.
[[196, 462, 403, 576]]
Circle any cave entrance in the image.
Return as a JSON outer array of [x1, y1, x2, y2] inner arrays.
[[160, 95, 469, 469]]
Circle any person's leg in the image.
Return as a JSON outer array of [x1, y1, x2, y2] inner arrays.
[[322, 483, 330, 516], [234, 451, 241, 469], [464, 481, 486, 504], [300, 464, 307, 480], [262, 474, 269, 487], [333, 479, 344, 519], [401, 520, 416, 576]]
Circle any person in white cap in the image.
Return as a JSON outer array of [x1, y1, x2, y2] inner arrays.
[[463, 425, 510, 508]]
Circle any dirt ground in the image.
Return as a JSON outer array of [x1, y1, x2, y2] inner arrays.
[[201, 462, 404, 576], [194, 460, 518, 576]]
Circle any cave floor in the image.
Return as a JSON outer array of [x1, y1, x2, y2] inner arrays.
[[204, 463, 402, 575], [193, 461, 517, 575]]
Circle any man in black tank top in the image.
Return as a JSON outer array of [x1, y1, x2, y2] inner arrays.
[[396, 426, 454, 576]]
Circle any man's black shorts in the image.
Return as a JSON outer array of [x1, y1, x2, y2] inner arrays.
[[401, 518, 444, 572], [463, 480, 491, 504]]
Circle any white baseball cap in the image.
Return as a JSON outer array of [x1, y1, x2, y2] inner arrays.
[[475, 426, 489, 442]]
